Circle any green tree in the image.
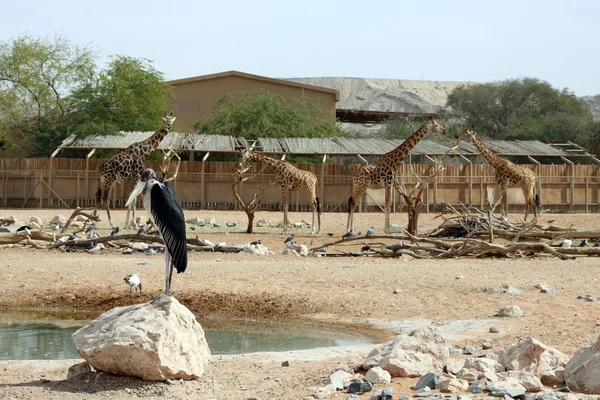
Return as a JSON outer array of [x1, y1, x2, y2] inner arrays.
[[193, 89, 340, 140], [0, 34, 96, 155], [70, 55, 173, 134], [446, 77, 591, 142]]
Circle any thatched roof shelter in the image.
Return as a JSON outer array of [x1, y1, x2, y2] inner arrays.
[[56, 132, 598, 164]]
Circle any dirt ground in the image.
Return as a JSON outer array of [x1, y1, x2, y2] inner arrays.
[[1, 208, 600, 400]]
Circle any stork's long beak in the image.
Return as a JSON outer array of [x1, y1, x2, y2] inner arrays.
[[126, 181, 146, 207]]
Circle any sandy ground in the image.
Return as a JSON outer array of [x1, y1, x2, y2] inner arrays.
[[1, 208, 600, 399]]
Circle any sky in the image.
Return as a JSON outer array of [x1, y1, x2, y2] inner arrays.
[[3, 0, 599, 96]]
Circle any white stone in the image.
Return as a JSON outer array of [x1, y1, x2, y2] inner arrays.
[[27, 221, 42, 230], [329, 369, 353, 389], [363, 327, 448, 377], [439, 379, 469, 393], [499, 370, 544, 391], [255, 218, 272, 227], [243, 244, 269, 255], [72, 296, 211, 381], [499, 337, 569, 375], [313, 383, 337, 399], [497, 305, 524, 317], [365, 366, 391, 384], [540, 369, 565, 386], [564, 333, 600, 394], [445, 358, 466, 375], [185, 216, 203, 225], [457, 357, 505, 382], [70, 221, 83, 228], [295, 244, 309, 257], [29, 216, 43, 226], [130, 242, 149, 251], [51, 214, 67, 225], [75, 215, 88, 222], [66, 361, 92, 380], [135, 217, 146, 227], [203, 217, 216, 225], [486, 379, 526, 392]]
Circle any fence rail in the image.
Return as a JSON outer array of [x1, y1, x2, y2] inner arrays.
[[1, 158, 600, 213]]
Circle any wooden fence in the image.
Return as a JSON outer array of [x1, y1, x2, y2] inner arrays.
[[1, 158, 600, 213]]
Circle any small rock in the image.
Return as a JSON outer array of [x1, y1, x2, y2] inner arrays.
[[456, 274, 465, 280], [540, 369, 565, 386], [535, 282, 549, 290], [490, 326, 501, 333], [203, 217, 217, 225], [346, 395, 360, 400], [330, 369, 353, 389], [502, 285, 523, 295], [51, 215, 67, 225], [541, 288, 557, 294], [393, 288, 403, 294], [413, 372, 441, 390], [439, 379, 469, 393], [313, 384, 337, 399], [347, 380, 373, 394], [467, 378, 488, 394], [413, 386, 432, 397], [67, 361, 91, 380], [463, 345, 478, 355], [281, 360, 289, 367], [497, 305, 524, 318], [365, 366, 391, 384], [482, 341, 494, 350]]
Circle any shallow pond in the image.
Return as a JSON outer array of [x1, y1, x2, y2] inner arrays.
[[0, 310, 373, 360]]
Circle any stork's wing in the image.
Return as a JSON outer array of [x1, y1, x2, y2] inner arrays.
[[150, 180, 188, 273]]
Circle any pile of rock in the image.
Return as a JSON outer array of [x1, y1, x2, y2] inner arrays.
[[309, 327, 600, 398]]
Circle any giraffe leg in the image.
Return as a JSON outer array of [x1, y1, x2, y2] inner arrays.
[[384, 187, 392, 235], [346, 192, 361, 233], [101, 180, 116, 228], [501, 187, 508, 217], [282, 191, 288, 234]]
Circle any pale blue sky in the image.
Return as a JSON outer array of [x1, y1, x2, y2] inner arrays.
[[3, 0, 598, 96]]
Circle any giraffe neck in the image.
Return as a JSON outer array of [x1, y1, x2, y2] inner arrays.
[[137, 125, 171, 157], [250, 152, 286, 173], [470, 134, 504, 168], [379, 122, 433, 168]]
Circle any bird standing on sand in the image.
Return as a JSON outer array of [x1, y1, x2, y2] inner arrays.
[[391, 241, 404, 252], [136, 226, 145, 235], [85, 223, 96, 233], [124, 273, 142, 297], [342, 230, 355, 239], [126, 168, 187, 297], [284, 233, 295, 244], [579, 239, 589, 247], [111, 226, 119, 236], [366, 227, 375, 238], [250, 239, 262, 246]]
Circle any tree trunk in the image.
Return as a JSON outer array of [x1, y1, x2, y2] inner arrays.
[[246, 211, 255, 233]]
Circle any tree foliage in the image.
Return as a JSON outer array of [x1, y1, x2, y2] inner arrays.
[[0, 34, 96, 154], [192, 89, 340, 140], [0, 35, 173, 156], [446, 77, 595, 145]]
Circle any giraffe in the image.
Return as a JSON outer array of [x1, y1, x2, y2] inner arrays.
[[346, 117, 447, 234], [96, 114, 176, 228], [454, 128, 539, 220], [237, 149, 321, 234]]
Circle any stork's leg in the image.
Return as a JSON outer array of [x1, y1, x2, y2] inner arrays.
[[165, 249, 173, 296], [311, 203, 316, 235]]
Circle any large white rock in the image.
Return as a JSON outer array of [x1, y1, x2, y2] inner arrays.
[[72, 296, 211, 381], [498, 370, 544, 391], [456, 357, 505, 382], [363, 327, 448, 377], [29, 216, 43, 226], [499, 337, 569, 375], [564, 334, 600, 394], [51, 214, 67, 225], [365, 366, 391, 384]]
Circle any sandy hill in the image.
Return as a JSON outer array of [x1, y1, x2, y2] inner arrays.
[[288, 77, 600, 119]]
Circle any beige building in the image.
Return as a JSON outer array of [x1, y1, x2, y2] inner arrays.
[[167, 70, 340, 132]]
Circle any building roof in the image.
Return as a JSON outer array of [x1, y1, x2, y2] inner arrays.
[[56, 132, 596, 163], [167, 70, 341, 101]]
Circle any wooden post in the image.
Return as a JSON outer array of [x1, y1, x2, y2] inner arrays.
[[320, 155, 326, 205], [586, 176, 589, 213], [76, 171, 80, 207], [201, 152, 209, 209], [47, 157, 53, 207], [3, 171, 7, 207], [561, 157, 574, 211], [23, 171, 28, 207], [425, 183, 430, 213], [480, 180, 484, 209], [86, 149, 95, 206], [38, 171, 43, 208]]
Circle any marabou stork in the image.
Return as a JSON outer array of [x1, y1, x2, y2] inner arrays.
[[126, 168, 187, 297]]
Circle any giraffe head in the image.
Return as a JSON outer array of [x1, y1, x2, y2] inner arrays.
[[454, 128, 476, 144], [426, 117, 447, 135], [162, 113, 176, 128]]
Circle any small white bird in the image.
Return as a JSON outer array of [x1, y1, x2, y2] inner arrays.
[[56, 236, 69, 243], [90, 232, 99, 240], [215, 242, 226, 247], [366, 226, 375, 238], [199, 238, 215, 247], [124, 273, 142, 297], [501, 216, 509, 224], [560, 238, 573, 248]]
